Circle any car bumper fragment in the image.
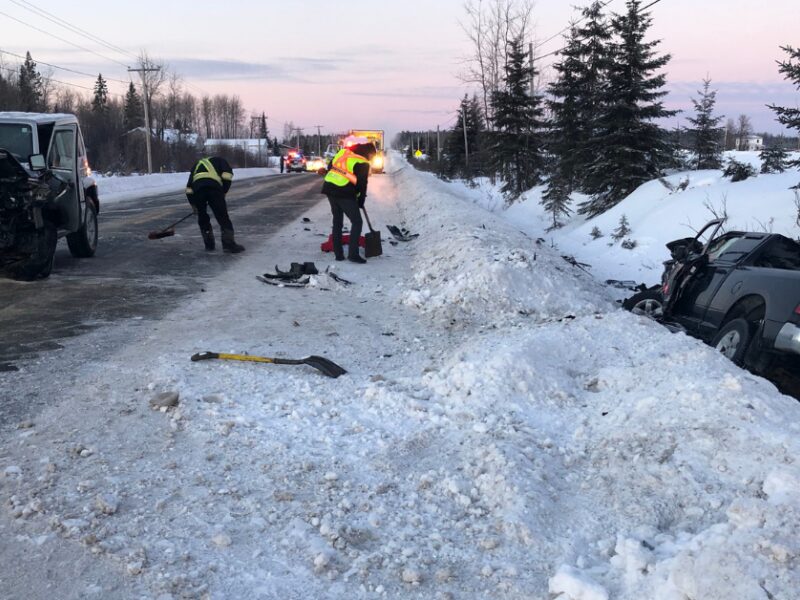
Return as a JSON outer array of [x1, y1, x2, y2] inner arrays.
[[775, 323, 800, 355]]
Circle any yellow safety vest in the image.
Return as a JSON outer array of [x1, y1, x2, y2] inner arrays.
[[192, 158, 228, 186], [324, 149, 369, 187]]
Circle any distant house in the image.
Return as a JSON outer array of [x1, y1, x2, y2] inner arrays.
[[735, 135, 764, 151], [205, 138, 271, 157]]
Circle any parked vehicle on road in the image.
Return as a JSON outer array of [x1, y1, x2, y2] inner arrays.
[[0, 112, 99, 280], [624, 219, 800, 378], [305, 155, 325, 173], [285, 151, 306, 173]]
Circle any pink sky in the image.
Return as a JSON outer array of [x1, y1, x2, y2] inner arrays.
[[1, 0, 798, 137]]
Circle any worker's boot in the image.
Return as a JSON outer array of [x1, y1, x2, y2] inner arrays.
[[201, 229, 215, 251], [221, 229, 245, 254]]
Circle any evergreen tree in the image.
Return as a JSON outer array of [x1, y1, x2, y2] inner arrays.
[[768, 46, 800, 131], [445, 94, 484, 178], [760, 143, 789, 173], [572, 1, 613, 189], [611, 214, 632, 240], [490, 36, 546, 201], [580, 0, 677, 216], [687, 78, 724, 169], [767, 45, 800, 185], [18, 51, 44, 112], [259, 112, 269, 139], [123, 82, 142, 131], [542, 23, 583, 227], [92, 74, 109, 114], [541, 178, 572, 230]]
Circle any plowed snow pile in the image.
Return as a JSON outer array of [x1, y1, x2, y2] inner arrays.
[[2, 158, 799, 600]]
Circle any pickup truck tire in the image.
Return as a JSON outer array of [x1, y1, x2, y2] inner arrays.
[[712, 318, 753, 365], [623, 290, 665, 319], [66, 200, 98, 258], [8, 222, 57, 281]]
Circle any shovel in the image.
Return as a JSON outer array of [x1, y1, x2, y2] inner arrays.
[[361, 207, 382, 258], [191, 351, 347, 378], [148, 212, 195, 240]]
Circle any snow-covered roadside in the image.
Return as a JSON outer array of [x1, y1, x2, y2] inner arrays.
[[2, 157, 800, 599], [455, 151, 800, 286], [96, 167, 280, 205]]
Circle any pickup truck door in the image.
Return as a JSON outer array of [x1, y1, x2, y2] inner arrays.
[[46, 124, 80, 231], [687, 234, 768, 339]]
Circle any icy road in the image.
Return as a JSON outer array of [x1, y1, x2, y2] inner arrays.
[[0, 174, 322, 424], [1, 160, 799, 600]]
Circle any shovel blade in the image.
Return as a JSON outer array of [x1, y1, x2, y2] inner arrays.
[[364, 231, 382, 258], [148, 228, 175, 240], [302, 355, 348, 378]]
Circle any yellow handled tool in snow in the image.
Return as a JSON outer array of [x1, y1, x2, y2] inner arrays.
[[190, 351, 347, 378]]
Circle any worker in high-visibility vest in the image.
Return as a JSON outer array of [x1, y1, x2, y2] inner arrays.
[[320, 136, 376, 263], [185, 156, 244, 253]]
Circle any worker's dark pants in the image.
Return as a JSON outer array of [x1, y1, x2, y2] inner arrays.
[[327, 194, 362, 259], [190, 188, 234, 235]]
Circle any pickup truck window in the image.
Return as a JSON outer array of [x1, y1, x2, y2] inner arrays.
[[707, 234, 764, 263], [753, 236, 800, 271]]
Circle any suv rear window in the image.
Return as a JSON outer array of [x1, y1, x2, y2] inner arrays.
[[753, 236, 800, 271], [0, 124, 34, 160]]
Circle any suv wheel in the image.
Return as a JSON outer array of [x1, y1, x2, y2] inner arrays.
[[712, 318, 753, 365], [622, 289, 665, 319], [8, 222, 57, 281], [67, 199, 98, 258]]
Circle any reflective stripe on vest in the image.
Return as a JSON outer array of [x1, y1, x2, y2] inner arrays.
[[192, 158, 223, 186], [324, 149, 369, 187]]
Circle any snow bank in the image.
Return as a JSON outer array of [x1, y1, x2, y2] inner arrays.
[[96, 167, 279, 205], [388, 167, 608, 326], [2, 153, 800, 599]]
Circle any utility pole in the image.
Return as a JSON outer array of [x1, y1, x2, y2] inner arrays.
[[314, 125, 324, 156], [436, 125, 441, 162], [462, 105, 469, 169], [128, 64, 161, 174], [529, 42, 535, 96]]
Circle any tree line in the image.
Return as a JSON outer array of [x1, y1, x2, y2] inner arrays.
[[396, 0, 800, 228], [0, 52, 271, 173]]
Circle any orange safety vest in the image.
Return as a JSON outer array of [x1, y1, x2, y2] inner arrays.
[[324, 149, 369, 187]]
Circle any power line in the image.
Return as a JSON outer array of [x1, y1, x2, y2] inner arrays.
[[534, 0, 616, 52], [0, 49, 128, 84], [0, 9, 130, 69], [534, 0, 665, 64], [8, 0, 137, 62], [0, 64, 123, 98]]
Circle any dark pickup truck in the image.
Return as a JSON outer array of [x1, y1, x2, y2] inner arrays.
[[624, 219, 800, 380]]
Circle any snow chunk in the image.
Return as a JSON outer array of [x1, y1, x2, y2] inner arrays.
[[549, 565, 609, 600]]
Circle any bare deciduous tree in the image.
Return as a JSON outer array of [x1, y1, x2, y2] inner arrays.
[[458, 0, 535, 122]]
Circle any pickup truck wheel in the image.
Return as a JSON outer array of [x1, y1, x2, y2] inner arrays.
[[8, 222, 57, 281], [622, 290, 665, 319], [66, 200, 98, 258], [712, 318, 753, 365]]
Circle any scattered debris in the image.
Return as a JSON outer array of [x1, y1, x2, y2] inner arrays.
[[257, 275, 310, 288], [606, 279, 646, 292], [561, 255, 592, 273], [387, 225, 419, 242]]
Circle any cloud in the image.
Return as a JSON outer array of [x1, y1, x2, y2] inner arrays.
[[166, 56, 345, 82], [347, 86, 464, 99]]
